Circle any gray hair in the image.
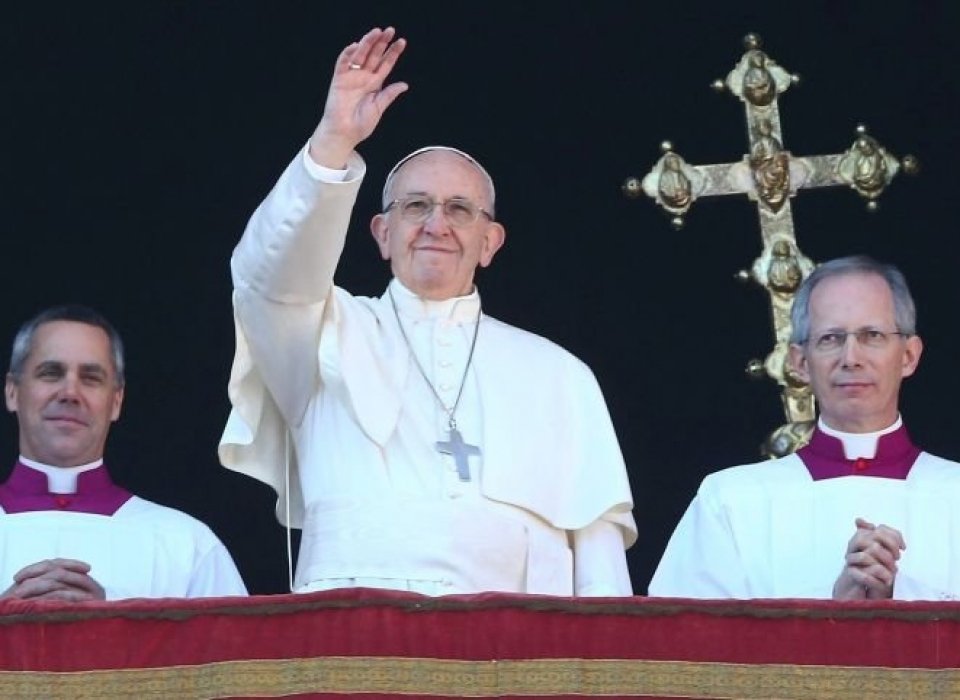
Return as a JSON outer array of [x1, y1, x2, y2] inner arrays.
[[381, 145, 497, 217], [8, 305, 125, 387], [789, 255, 917, 344]]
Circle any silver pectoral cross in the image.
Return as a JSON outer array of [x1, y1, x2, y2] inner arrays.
[[436, 426, 481, 482]]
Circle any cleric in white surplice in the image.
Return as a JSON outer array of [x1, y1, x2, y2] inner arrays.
[[1, 306, 247, 601], [650, 255, 960, 601]]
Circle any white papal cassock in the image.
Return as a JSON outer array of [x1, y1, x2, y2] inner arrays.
[[219, 148, 637, 596]]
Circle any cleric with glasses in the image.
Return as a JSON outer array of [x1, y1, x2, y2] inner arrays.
[[650, 254, 960, 602], [220, 26, 637, 598]]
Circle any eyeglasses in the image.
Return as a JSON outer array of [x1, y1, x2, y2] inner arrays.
[[384, 195, 493, 227], [804, 328, 907, 354]]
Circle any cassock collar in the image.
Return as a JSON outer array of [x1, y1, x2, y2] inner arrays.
[[0, 462, 132, 515], [19, 455, 103, 494], [797, 420, 921, 481], [388, 278, 481, 323]]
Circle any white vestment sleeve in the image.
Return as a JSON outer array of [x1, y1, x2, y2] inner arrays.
[[893, 573, 959, 601], [220, 149, 366, 525], [185, 541, 249, 597], [647, 492, 751, 598], [230, 148, 365, 427], [573, 519, 633, 596]]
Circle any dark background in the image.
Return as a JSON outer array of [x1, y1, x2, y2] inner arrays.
[[3, 2, 957, 594]]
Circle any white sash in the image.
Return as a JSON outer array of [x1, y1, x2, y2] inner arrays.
[[296, 498, 573, 595]]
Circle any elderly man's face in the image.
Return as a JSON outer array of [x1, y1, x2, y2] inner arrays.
[[5, 321, 123, 467], [370, 151, 505, 300], [789, 272, 922, 433]]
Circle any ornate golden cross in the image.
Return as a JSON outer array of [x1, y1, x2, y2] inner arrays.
[[623, 34, 918, 458]]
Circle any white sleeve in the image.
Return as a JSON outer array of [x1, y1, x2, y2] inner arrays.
[[647, 492, 751, 598], [230, 146, 365, 426], [185, 540, 249, 598], [301, 143, 350, 182], [893, 573, 960, 601], [573, 519, 633, 596]]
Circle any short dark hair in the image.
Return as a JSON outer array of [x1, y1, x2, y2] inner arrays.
[[789, 255, 917, 345], [8, 305, 125, 386]]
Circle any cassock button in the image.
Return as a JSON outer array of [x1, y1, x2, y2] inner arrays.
[[853, 458, 870, 473], [54, 496, 72, 509]]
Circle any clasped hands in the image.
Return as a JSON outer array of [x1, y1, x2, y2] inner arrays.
[[1, 558, 105, 602], [832, 517, 905, 600]]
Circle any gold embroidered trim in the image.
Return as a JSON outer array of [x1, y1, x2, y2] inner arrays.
[[1, 657, 957, 699]]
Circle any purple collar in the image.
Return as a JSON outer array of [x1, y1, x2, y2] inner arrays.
[[0, 463, 133, 515], [797, 425, 921, 481]]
